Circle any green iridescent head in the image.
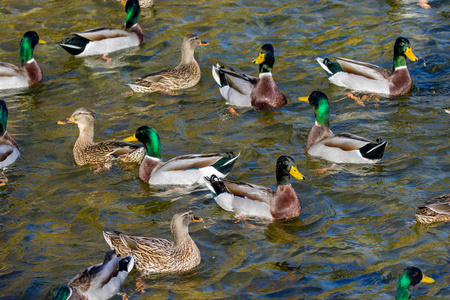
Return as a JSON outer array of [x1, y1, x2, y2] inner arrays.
[[124, 125, 161, 158], [395, 267, 434, 300], [393, 37, 418, 69], [19, 31, 41, 66], [125, 0, 141, 29], [252, 44, 275, 73], [0, 100, 9, 136], [275, 155, 304, 186], [300, 91, 330, 127]]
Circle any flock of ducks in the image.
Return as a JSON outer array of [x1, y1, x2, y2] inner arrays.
[[0, 0, 447, 299]]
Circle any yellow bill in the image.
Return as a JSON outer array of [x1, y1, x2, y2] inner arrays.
[[199, 41, 209, 46], [39, 39, 46, 44], [253, 52, 265, 64], [290, 166, 305, 180], [192, 216, 203, 222], [298, 96, 309, 103], [404, 47, 418, 61], [57, 115, 75, 124], [124, 134, 138, 142], [421, 274, 435, 283]]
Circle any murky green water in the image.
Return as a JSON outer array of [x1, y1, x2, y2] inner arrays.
[[0, 0, 449, 299]]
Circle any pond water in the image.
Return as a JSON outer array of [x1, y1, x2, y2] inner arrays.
[[0, 0, 449, 299]]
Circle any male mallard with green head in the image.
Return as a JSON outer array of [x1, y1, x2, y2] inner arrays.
[[57, 107, 145, 166], [317, 37, 418, 96], [60, 0, 143, 57], [299, 91, 387, 164], [103, 208, 202, 274], [204, 155, 304, 220], [0, 31, 45, 89], [0, 100, 20, 185], [124, 125, 239, 186], [51, 250, 134, 300], [128, 34, 209, 93], [212, 43, 287, 110], [395, 267, 434, 300]]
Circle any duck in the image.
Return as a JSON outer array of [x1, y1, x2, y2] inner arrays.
[[117, 0, 154, 8], [204, 155, 304, 221], [415, 194, 450, 224], [57, 107, 145, 166], [0, 100, 20, 186], [60, 0, 143, 57], [128, 33, 209, 93], [123, 125, 239, 186], [212, 43, 287, 110], [299, 91, 387, 164], [395, 267, 434, 300], [0, 31, 45, 90], [103, 208, 202, 274], [316, 37, 418, 96], [51, 250, 134, 300]]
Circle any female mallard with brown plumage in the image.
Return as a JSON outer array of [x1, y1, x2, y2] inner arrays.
[[0, 31, 45, 90], [128, 34, 209, 93], [204, 155, 304, 221], [51, 250, 134, 300], [299, 91, 387, 164], [212, 43, 287, 110], [316, 37, 418, 96], [57, 107, 145, 166], [103, 208, 202, 274], [415, 194, 450, 224], [60, 0, 143, 57], [123, 125, 239, 186]]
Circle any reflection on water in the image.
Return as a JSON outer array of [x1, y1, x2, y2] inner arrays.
[[0, 0, 449, 299]]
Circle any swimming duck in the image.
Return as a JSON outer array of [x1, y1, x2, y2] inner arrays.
[[204, 155, 304, 220], [51, 250, 134, 300], [415, 194, 450, 224], [0, 31, 45, 90], [316, 37, 418, 96], [212, 44, 287, 110], [299, 91, 387, 164], [395, 267, 434, 300], [117, 0, 154, 8], [57, 107, 145, 166], [103, 208, 202, 274], [128, 33, 209, 93], [60, 0, 143, 57], [123, 125, 239, 186], [0, 100, 20, 186]]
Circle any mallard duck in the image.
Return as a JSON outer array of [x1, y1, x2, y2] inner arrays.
[[51, 250, 134, 300], [299, 91, 387, 164], [128, 34, 209, 93], [57, 107, 145, 166], [415, 194, 450, 224], [60, 0, 143, 57], [117, 0, 154, 8], [316, 37, 418, 96], [123, 125, 239, 186], [395, 267, 434, 300], [212, 43, 287, 110], [204, 155, 304, 220], [103, 208, 202, 274], [0, 100, 20, 169], [0, 31, 45, 90]]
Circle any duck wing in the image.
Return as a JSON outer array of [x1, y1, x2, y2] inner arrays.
[[336, 57, 392, 81], [323, 133, 374, 151], [75, 27, 130, 41], [0, 62, 23, 77], [221, 179, 276, 205], [420, 194, 450, 215]]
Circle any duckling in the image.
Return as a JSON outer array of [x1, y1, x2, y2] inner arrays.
[[395, 267, 434, 300], [128, 34, 209, 93], [51, 250, 134, 300], [317, 37, 418, 96], [212, 43, 287, 110], [204, 155, 304, 221], [103, 208, 202, 274], [0, 31, 45, 89], [415, 194, 450, 224], [60, 0, 143, 57], [299, 91, 387, 164], [57, 107, 145, 166], [123, 125, 239, 186]]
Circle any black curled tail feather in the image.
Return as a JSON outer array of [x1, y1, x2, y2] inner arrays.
[[59, 35, 90, 55], [360, 139, 387, 160], [207, 175, 228, 195], [211, 152, 239, 175]]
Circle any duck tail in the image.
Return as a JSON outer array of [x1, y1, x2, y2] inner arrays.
[[118, 256, 134, 273], [316, 57, 343, 76], [360, 139, 387, 160], [212, 64, 229, 87], [60, 35, 90, 56], [204, 175, 228, 196], [211, 152, 239, 176]]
